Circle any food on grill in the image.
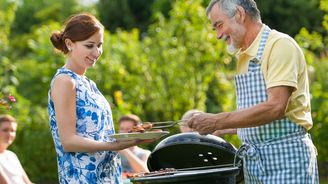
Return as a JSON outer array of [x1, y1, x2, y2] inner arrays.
[[129, 122, 153, 133], [141, 122, 153, 130], [127, 168, 177, 178]]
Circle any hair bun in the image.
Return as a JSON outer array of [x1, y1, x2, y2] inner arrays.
[[50, 31, 64, 52]]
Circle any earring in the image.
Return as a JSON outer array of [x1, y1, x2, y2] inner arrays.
[[68, 47, 72, 52]]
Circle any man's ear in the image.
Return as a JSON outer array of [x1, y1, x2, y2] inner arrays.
[[235, 6, 246, 23]]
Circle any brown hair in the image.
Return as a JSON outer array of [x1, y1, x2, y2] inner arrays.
[[118, 114, 141, 126], [0, 114, 16, 124], [50, 13, 104, 54]]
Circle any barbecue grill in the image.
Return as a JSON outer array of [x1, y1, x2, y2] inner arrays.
[[131, 132, 243, 184]]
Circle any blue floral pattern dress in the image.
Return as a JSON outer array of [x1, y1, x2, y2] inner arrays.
[[48, 68, 122, 184]]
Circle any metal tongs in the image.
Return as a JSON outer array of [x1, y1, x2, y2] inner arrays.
[[148, 120, 188, 129]]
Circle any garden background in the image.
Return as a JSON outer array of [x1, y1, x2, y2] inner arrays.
[[0, 0, 327, 183]]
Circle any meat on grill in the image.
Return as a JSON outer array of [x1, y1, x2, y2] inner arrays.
[[129, 122, 153, 133]]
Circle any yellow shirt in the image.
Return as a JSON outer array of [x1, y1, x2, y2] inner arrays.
[[236, 25, 313, 130]]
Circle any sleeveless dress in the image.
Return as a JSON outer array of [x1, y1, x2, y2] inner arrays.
[[48, 67, 122, 184], [235, 26, 318, 183]]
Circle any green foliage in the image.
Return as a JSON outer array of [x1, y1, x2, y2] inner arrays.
[[310, 59, 328, 160], [11, 0, 82, 36], [97, 0, 156, 33], [94, 0, 235, 122], [1, 0, 327, 182], [0, 0, 17, 89], [15, 22, 64, 107], [100, 0, 324, 37], [321, 0, 328, 33], [294, 0, 328, 178], [0, 1, 20, 116], [256, 0, 323, 36]]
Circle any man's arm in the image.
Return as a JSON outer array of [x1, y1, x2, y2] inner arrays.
[[188, 86, 294, 135]]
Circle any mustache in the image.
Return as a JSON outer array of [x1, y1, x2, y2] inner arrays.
[[220, 35, 228, 41]]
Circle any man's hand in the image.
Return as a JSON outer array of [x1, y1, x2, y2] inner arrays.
[[187, 112, 224, 135]]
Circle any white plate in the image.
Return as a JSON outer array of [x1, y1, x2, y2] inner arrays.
[[109, 131, 170, 141]]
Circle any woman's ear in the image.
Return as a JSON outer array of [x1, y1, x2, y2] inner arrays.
[[64, 38, 73, 51]]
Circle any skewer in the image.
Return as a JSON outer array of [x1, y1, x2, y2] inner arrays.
[[147, 120, 188, 129]]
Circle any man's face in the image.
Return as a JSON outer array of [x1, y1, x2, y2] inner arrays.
[[209, 3, 246, 54]]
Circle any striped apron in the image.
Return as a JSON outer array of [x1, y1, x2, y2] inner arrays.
[[235, 26, 319, 184]]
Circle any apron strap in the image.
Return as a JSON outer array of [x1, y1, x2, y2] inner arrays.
[[256, 25, 271, 61], [248, 25, 271, 72]]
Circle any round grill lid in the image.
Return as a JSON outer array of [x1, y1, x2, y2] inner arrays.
[[147, 132, 239, 171]]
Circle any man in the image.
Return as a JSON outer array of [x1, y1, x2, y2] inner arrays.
[[187, 0, 319, 183]]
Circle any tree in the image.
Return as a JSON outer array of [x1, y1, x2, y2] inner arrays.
[[257, 0, 324, 36], [11, 0, 80, 36], [3, 0, 327, 181], [0, 0, 17, 91], [97, 0, 156, 33]]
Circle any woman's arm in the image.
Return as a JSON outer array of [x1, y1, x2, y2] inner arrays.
[[51, 75, 149, 152]]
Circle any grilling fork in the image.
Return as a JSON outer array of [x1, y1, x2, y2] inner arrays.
[[147, 120, 188, 129]]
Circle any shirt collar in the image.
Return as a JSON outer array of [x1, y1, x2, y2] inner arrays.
[[236, 24, 266, 58]]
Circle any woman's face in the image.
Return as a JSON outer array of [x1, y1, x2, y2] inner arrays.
[[0, 121, 17, 149], [68, 30, 104, 70]]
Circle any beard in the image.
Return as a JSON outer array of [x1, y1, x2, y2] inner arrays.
[[226, 43, 238, 55], [225, 23, 245, 55], [221, 35, 239, 55]]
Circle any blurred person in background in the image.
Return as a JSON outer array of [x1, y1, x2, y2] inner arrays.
[[48, 13, 153, 184], [0, 114, 33, 184], [118, 114, 151, 178], [179, 109, 202, 133], [187, 0, 319, 183]]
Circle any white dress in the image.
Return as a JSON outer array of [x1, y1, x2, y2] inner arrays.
[[0, 150, 26, 184]]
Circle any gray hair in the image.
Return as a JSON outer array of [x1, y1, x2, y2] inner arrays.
[[181, 109, 202, 121], [206, 0, 261, 21]]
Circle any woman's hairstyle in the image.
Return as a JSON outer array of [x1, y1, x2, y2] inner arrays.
[[50, 13, 104, 54], [0, 114, 16, 124], [206, 0, 260, 21], [118, 114, 141, 126]]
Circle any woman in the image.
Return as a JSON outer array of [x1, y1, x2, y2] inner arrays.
[[48, 13, 152, 183], [0, 114, 33, 184]]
